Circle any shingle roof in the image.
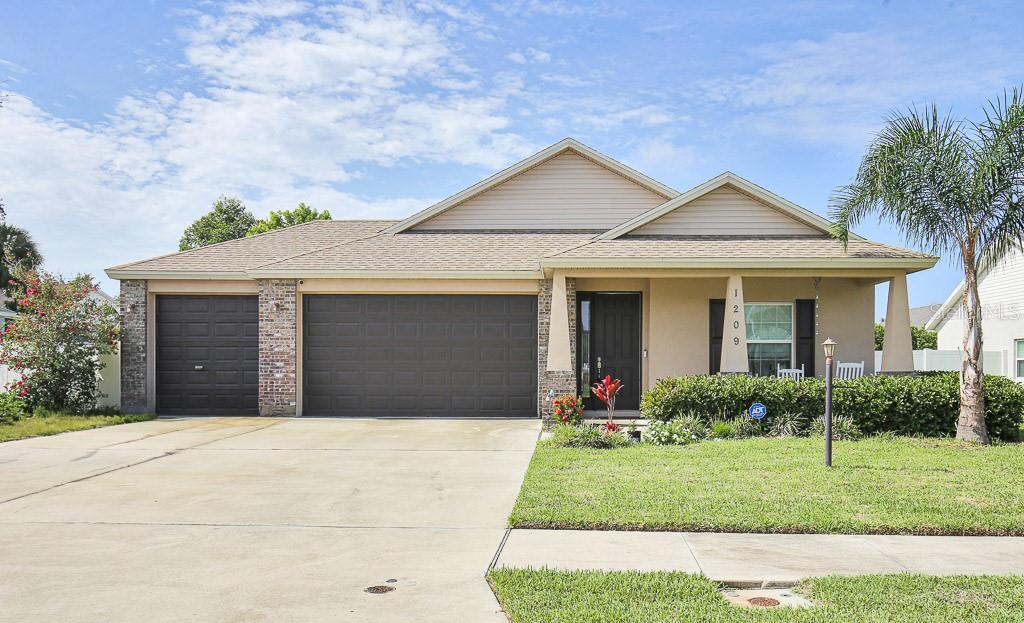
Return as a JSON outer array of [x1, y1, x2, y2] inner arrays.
[[549, 236, 933, 260], [255, 230, 596, 274], [108, 220, 395, 274], [107, 222, 935, 278]]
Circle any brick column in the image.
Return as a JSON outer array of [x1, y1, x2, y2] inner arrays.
[[258, 279, 297, 416], [537, 277, 577, 420], [120, 280, 148, 413]]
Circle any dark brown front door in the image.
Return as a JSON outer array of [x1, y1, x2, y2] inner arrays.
[[579, 293, 641, 411]]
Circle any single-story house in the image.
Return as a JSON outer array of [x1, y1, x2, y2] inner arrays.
[[107, 138, 936, 418]]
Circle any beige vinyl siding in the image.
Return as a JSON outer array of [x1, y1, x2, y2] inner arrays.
[[413, 152, 668, 230], [631, 187, 822, 236]]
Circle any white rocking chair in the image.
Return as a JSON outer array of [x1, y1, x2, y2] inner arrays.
[[776, 364, 805, 381], [835, 361, 865, 380]]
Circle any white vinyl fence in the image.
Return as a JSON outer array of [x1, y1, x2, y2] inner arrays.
[[0, 364, 18, 388], [874, 349, 1008, 376]]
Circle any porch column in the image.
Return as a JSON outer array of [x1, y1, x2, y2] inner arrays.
[[720, 274, 748, 374], [546, 271, 573, 371], [880, 271, 914, 373]]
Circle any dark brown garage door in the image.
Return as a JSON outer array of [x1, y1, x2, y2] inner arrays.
[[156, 295, 258, 416], [303, 294, 537, 417]]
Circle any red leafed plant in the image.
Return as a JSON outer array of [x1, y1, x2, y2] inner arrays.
[[592, 375, 623, 428]]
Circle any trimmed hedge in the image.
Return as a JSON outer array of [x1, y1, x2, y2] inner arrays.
[[640, 372, 1024, 442]]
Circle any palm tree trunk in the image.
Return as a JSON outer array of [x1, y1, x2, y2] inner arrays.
[[957, 265, 989, 443]]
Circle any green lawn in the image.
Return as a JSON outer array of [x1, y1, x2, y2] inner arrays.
[[0, 413, 156, 442], [489, 569, 1024, 623], [509, 436, 1024, 535]]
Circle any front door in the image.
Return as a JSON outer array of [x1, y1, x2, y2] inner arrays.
[[578, 293, 641, 411]]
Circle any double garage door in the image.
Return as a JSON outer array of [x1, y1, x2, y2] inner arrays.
[[155, 294, 537, 417]]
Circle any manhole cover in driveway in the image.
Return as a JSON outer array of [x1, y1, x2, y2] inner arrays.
[[721, 588, 813, 609], [365, 585, 395, 594], [748, 597, 781, 607]]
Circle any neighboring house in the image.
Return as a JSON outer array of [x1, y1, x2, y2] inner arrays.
[[0, 290, 121, 407], [927, 249, 1024, 380], [106, 138, 936, 418], [909, 305, 940, 328]]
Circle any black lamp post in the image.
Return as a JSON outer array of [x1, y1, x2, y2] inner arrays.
[[822, 337, 836, 467]]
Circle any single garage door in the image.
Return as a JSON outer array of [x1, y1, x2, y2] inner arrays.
[[303, 294, 537, 417], [156, 295, 258, 416]]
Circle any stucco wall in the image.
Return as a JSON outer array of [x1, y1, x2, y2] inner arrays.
[[647, 276, 875, 383]]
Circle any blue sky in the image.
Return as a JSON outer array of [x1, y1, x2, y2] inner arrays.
[[2, 0, 1023, 319]]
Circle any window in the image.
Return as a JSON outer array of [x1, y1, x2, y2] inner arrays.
[[1017, 339, 1024, 379], [579, 298, 591, 396], [745, 303, 794, 376]]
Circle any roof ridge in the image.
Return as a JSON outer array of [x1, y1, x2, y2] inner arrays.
[[106, 219, 332, 271], [246, 228, 391, 271]]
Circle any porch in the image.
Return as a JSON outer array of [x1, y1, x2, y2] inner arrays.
[[542, 270, 917, 409]]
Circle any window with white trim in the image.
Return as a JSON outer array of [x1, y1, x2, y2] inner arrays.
[[1016, 339, 1024, 379], [745, 303, 794, 376]]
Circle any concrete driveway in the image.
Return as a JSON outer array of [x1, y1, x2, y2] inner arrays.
[[0, 417, 540, 622]]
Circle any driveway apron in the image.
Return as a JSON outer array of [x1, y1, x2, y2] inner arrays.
[[0, 417, 540, 622]]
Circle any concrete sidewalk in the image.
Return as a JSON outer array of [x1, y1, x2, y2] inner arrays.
[[494, 529, 1024, 587]]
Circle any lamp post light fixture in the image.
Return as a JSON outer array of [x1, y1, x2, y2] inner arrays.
[[822, 337, 836, 467]]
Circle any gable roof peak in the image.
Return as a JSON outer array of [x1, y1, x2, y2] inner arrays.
[[596, 170, 865, 241], [383, 137, 679, 234]]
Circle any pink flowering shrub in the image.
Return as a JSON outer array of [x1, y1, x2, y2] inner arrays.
[[0, 270, 119, 413]]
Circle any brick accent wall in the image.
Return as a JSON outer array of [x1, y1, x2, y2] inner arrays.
[[120, 280, 148, 413], [537, 277, 577, 420], [258, 279, 298, 416]]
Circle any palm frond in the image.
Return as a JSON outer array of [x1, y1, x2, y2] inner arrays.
[[974, 87, 1024, 273], [829, 104, 972, 259]]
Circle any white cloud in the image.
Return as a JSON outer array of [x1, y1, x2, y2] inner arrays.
[[491, 1, 619, 18], [701, 31, 1018, 146], [0, 1, 538, 291], [571, 104, 677, 130], [506, 47, 550, 65], [623, 137, 700, 180]]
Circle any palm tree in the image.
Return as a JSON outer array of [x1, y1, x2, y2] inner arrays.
[[830, 88, 1024, 444], [0, 223, 42, 305]]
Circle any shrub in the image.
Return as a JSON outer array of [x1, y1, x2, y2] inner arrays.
[[0, 391, 25, 424], [709, 418, 737, 439], [0, 270, 119, 413], [768, 412, 806, 438], [552, 394, 584, 425], [641, 373, 1024, 442], [730, 414, 764, 438], [809, 415, 864, 440], [550, 424, 629, 449], [647, 414, 708, 445]]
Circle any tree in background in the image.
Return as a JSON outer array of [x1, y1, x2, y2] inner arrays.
[[0, 270, 119, 413], [831, 88, 1024, 443], [874, 324, 938, 351], [0, 222, 43, 310], [179, 196, 256, 251], [247, 202, 331, 236]]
